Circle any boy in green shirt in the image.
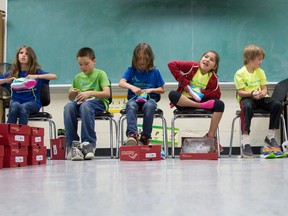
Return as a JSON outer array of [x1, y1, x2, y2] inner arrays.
[[64, 47, 110, 161], [234, 45, 284, 158]]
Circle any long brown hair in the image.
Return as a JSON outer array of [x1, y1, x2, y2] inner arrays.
[[10, 45, 41, 77], [132, 43, 155, 71]]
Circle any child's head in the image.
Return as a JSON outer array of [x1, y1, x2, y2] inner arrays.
[[76, 47, 96, 74], [243, 45, 265, 65], [199, 50, 220, 74], [132, 43, 155, 71], [11, 45, 40, 76]]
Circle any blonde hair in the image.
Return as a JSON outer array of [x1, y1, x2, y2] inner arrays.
[[132, 43, 155, 71], [10, 45, 40, 77], [243, 45, 265, 65]]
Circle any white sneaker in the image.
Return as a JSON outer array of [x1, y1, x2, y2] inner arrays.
[[71, 146, 84, 161], [81, 142, 95, 160]]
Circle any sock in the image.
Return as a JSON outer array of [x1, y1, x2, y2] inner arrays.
[[266, 130, 275, 140], [242, 134, 250, 146], [199, 100, 215, 109]]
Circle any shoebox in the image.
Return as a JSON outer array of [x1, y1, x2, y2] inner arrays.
[[180, 137, 218, 160], [0, 145, 3, 169], [119, 145, 162, 161], [0, 123, 30, 146], [30, 127, 44, 147], [50, 137, 66, 160], [27, 146, 47, 165], [3, 144, 28, 167]]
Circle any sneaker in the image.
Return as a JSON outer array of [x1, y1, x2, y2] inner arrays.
[[138, 135, 150, 145], [203, 133, 223, 152], [71, 146, 84, 161], [242, 144, 254, 158], [260, 146, 276, 159], [81, 142, 95, 160], [264, 137, 280, 148], [271, 147, 287, 158], [185, 85, 204, 102], [66, 147, 72, 160], [124, 134, 138, 146], [11, 78, 37, 90], [135, 92, 147, 103]]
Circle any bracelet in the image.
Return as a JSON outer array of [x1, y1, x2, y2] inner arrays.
[[251, 90, 254, 96]]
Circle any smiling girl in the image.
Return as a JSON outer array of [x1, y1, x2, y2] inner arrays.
[[168, 50, 225, 150]]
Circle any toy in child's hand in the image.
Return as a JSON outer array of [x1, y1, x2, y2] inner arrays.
[[11, 78, 37, 90], [136, 92, 148, 103], [184, 85, 204, 102]]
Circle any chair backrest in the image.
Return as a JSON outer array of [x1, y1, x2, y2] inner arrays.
[[40, 82, 51, 107], [271, 78, 288, 102]]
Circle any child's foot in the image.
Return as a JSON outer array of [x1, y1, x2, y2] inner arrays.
[[199, 100, 215, 109]]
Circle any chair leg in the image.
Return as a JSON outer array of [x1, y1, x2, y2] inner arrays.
[[112, 118, 118, 158], [229, 116, 239, 157], [160, 115, 168, 158], [171, 116, 176, 158], [280, 114, 288, 142]]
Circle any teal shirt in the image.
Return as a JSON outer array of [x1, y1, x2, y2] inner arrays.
[[70, 68, 110, 110]]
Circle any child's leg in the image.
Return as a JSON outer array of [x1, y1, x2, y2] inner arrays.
[[207, 99, 224, 137], [64, 101, 80, 147], [141, 100, 157, 137], [125, 99, 139, 137], [7, 101, 21, 124], [18, 102, 39, 125]]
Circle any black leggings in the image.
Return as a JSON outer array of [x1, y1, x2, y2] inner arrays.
[[169, 90, 225, 112]]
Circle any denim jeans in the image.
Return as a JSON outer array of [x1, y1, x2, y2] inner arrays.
[[64, 99, 105, 147], [125, 99, 157, 138], [7, 101, 39, 125]]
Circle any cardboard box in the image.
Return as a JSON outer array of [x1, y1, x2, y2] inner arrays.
[[0, 145, 3, 169], [3, 155, 27, 168], [4, 144, 28, 156], [0, 123, 30, 146], [180, 137, 218, 160], [120, 145, 162, 161], [50, 137, 66, 160], [28, 146, 47, 165], [30, 127, 44, 147]]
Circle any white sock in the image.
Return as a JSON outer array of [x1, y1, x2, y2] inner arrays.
[[266, 130, 275, 140], [242, 134, 250, 146]]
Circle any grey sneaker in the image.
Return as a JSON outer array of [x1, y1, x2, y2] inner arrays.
[[71, 146, 84, 161], [81, 142, 95, 160], [242, 144, 254, 158], [264, 137, 280, 148], [124, 134, 138, 146], [66, 147, 72, 160]]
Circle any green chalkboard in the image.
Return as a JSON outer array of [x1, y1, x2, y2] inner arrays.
[[7, 0, 288, 85]]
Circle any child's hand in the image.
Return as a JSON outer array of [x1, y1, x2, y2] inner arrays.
[[76, 91, 90, 102], [26, 74, 37, 79], [6, 77, 15, 83], [131, 86, 143, 95], [143, 89, 152, 94]]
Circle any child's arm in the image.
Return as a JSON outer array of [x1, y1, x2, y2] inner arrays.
[[0, 77, 15, 85], [26, 73, 57, 80], [143, 86, 165, 95], [119, 78, 142, 95]]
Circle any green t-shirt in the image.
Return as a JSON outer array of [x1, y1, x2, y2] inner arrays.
[[234, 66, 268, 102], [70, 68, 110, 110]]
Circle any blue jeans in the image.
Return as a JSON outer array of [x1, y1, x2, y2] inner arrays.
[[7, 101, 39, 125], [125, 99, 157, 138], [64, 99, 105, 147]]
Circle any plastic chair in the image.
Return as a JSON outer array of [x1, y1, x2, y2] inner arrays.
[[77, 80, 118, 158], [116, 94, 168, 158], [229, 79, 288, 157], [171, 108, 221, 158]]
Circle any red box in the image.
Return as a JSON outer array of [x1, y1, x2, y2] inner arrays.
[[180, 152, 218, 160], [28, 146, 47, 165], [0, 123, 30, 146], [30, 127, 44, 147], [50, 137, 66, 160], [0, 145, 4, 169], [3, 155, 27, 168], [120, 145, 162, 161], [4, 144, 28, 156]]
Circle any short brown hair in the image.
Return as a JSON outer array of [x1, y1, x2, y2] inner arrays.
[[77, 47, 95, 60], [243, 45, 265, 65]]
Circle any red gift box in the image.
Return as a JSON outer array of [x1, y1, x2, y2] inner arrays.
[[50, 137, 66, 160], [120, 145, 162, 161], [0, 123, 30, 146], [30, 127, 44, 147], [28, 146, 47, 165], [3, 155, 27, 168], [0, 145, 3, 169]]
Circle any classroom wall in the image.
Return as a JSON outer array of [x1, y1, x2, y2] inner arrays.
[[1, 1, 283, 153]]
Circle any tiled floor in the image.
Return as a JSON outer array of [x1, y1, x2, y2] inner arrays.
[[0, 157, 287, 216]]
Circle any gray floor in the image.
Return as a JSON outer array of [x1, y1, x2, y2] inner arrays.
[[0, 156, 287, 216]]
